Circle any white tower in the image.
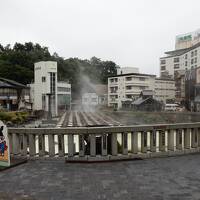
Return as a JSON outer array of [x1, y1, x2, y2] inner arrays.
[[34, 61, 58, 116]]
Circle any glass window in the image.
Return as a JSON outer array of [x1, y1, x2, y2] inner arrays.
[[139, 77, 145, 81], [126, 86, 132, 90], [126, 77, 132, 81], [161, 66, 166, 70], [42, 77, 46, 82], [174, 58, 179, 63], [185, 61, 187, 66], [160, 60, 166, 64], [185, 54, 187, 59], [174, 64, 179, 69]]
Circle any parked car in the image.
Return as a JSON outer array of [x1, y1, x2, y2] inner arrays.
[[165, 104, 180, 111]]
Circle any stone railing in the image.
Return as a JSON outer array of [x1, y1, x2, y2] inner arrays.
[[8, 122, 200, 162]]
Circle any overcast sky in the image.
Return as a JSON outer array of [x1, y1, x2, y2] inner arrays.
[[1, 0, 200, 75]]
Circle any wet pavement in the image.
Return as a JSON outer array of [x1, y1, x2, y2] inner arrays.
[[0, 154, 200, 199]]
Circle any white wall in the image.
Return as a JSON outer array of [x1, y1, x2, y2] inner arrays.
[[117, 67, 139, 75], [33, 61, 58, 116], [82, 93, 98, 106]]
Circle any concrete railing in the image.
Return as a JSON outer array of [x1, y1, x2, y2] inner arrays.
[[8, 122, 200, 162]]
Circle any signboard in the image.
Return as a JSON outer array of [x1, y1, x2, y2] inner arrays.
[[176, 29, 200, 49], [0, 121, 10, 167]]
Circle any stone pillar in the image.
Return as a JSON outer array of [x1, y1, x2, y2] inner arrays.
[[79, 134, 85, 157], [90, 134, 96, 157], [176, 129, 183, 150], [131, 132, 138, 154], [58, 134, 65, 157], [48, 134, 55, 157], [101, 134, 107, 156], [150, 130, 157, 152], [168, 129, 176, 151], [184, 128, 191, 149], [111, 133, 117, 156], [141, 131, 147, 153], [191, 128, 198, 148], [12, 133, 20, 155], [29, 134, 36, 157], [39, 134, 45, 156], [159, 130, 166, 152], [68, 134, 74, 157], [122, 132, 128, 155], [21, 134, 27, 156]]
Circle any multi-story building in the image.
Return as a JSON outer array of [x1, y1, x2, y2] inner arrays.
[[30, 61, 71, 116], [57, 82, 71, 111], [108, 72, 156, 109], [0, 77, 30, 110], [160, 29, 200, 78], [155, 78, 176, 103], [185, 67, 200, 111], [82, 84, 108, 107], [175, 29, 200, 50], [108, 68, 175, 109], [174, 70, 185, 104]]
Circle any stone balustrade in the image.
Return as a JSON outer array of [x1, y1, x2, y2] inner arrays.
[[8, 122, 200, 162]]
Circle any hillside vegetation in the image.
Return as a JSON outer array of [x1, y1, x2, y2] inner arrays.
[[0, 42, 118, 99]]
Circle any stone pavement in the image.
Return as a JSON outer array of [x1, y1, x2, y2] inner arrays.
[[1, 154, 200, 200]]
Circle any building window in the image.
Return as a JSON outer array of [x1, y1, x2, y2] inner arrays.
[[195, 57, 197, 63], [139, 77, 145, 81], [126, 86, 132, 90], [126, 77, 132, 81], [174, 58, 179, 63], [191, 51, 194, 57], [185, 61, 187, 66], [126, 95, 132, 98], [92, 98, 97, 102], [42, 77, 46, 82], [185, 54, 187, 59], [140, 86, 146, 90], [174, 64, 179, 69], [50, 72, 56, 94], [58, 87, 70, 92], [160, 60, 166, 65], [42, 95, 46, 110], [191, 59, 194, 65], [114, 78, 118, 82], [161, 66, 166, 70]]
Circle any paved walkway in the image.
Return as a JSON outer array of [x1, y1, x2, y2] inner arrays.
[[0, 154, 200, 200]]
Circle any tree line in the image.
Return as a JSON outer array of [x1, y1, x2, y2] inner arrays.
[[0, 42, 118, 99]]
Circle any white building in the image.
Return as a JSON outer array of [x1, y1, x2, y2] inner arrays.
[[31, 61, 71, 116], [160, 29, 200, 78], [82, 93, 98, 106], [155, 78, 176, 103], [57, 82, 71, 111], [82, 84, 108, 107], [117, 67, 139, 75], [108, 72, 156, 109], [175, 29, 200, 50], [108, 70, 175, 109]]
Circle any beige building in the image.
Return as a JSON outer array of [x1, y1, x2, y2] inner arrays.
[[108, 72, 156, 109], [155, 78, 176, 103], [108, 68, 175, 109], [160, 29, 200, 78]]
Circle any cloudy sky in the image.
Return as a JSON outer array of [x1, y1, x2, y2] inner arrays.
[[1, 0, 200, 75]]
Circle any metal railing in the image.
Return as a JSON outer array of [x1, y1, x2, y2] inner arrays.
[[8, 122, 200, 161]]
